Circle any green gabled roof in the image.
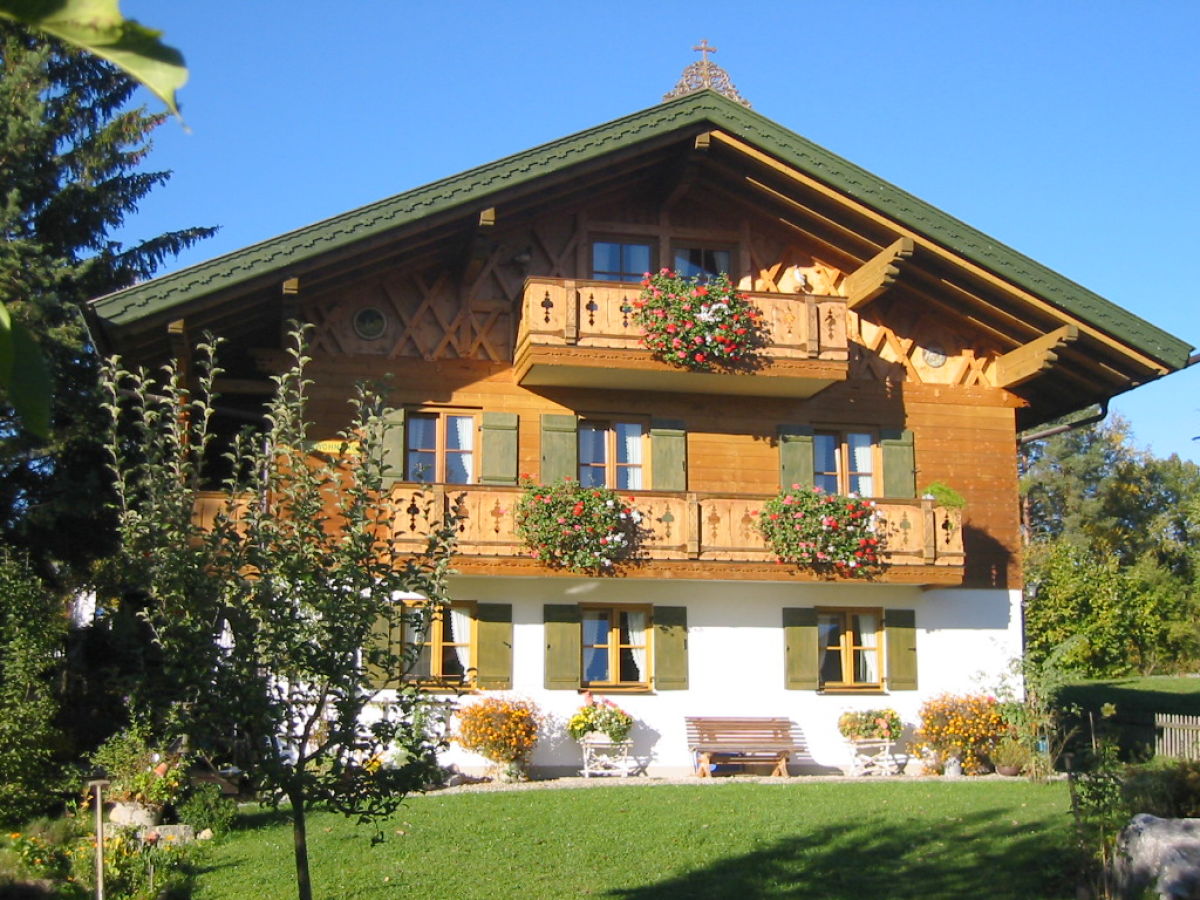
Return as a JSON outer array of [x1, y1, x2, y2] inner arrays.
[[90, 90, 1191, 369]]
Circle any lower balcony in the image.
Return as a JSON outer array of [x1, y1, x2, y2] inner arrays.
[[514, 277, 849, 398], [381, 485, 965, 584]]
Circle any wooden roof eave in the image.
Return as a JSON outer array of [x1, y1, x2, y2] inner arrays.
[[705, 129, 1178, 382]]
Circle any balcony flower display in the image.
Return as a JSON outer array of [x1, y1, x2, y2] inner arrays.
[[566, 694, 635, 743], [633, 269, 763, 372], [757, 485, 882, 576], [514, 477, 642, 573]]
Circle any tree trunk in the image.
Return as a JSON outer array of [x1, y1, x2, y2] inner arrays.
[[289, 786, 313, 900]]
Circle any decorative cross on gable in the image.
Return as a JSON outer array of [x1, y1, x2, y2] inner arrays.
[[663, 39, 751, 107]]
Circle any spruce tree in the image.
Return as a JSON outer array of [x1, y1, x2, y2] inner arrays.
[[0, 22, 215, 583]]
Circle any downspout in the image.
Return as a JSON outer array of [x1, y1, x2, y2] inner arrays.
[[1017, 399, 1110, 447]]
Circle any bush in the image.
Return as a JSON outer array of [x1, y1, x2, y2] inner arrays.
[[176, 782, 235, 835], [454, 698, 540, 772], [90, 724, 186, 810], [916, 693, 1007, 774], [1123, 758, 1200, 818], [758, 486, 882, 576]]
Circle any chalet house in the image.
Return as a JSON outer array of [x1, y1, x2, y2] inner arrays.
[[87, 78, 1191, 776]]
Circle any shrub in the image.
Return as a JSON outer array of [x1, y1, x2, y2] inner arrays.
[[837, 709, 902, 741], [514, 478, 642, 572], [633, 269, 764, 371], [916, 693, 1007, 774], [90, 724, 187, 810], [176, 782, 236, 836], [991, 736, 1032, 771], [566, 697, 634, 742], [454, 698, 540, 769], [1123, 758, 1200, 818], [758, 486, 882, 576]]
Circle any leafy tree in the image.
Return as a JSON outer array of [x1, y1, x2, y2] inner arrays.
[[100, 331, 460, 900], [1021, 418, 1200, 675], [0, 22, 214, 581], [0, 548, 65, 823]]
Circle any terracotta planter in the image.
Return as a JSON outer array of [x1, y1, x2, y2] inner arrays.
[[995, 764, 1023, 777]]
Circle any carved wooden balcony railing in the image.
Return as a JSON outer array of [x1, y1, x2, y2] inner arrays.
[[513, 277, 850, 398], [193, 485, 964, 583], [385, 485, 964, 583]]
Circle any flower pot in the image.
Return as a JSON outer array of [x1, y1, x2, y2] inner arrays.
[[995, 764, 1023, 777], [109, 801, 162, 828], [943, 757, 963, 778]]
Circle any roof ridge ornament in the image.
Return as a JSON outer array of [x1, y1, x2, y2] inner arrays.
[[663, 39, 751, 108]]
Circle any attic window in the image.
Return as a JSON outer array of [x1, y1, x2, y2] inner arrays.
[[592, 241, 651, 282], [353, 307, 387, 340], [673, 247, 731, 282]]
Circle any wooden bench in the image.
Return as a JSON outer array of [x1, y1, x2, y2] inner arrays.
[[685, 716, 807, 778]]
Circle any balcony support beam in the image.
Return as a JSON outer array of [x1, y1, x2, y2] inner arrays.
[[842, 238, 914, 310], [991, 325, 1079, 388]]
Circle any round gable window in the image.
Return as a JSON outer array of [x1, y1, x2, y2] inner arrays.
[[352, 307, 388, 341]]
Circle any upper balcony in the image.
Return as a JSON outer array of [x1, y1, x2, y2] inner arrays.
[[513, 277, 850, 397]]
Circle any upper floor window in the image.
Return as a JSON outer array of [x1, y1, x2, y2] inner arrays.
[[592, 240, 652, 282], [406, 411, 476, 484], [673, 246, 732, 281], [818, 608, 882, 690], [582, 605, 651, 688], [814, 431, 876, 496], [578, 420, 646, 490]]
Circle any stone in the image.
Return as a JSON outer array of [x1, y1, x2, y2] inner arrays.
[[1114, 814, 1200, 900], [108, 801, 161, 829], [138, 823, 195, 845], [197, 828, 214, 840]]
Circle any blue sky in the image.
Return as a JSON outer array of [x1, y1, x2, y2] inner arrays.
[[119, 1, 1199, 461]]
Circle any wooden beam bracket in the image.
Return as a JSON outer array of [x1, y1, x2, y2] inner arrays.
[[842, 238, 914, 309], [991, 324, 1080, 388]]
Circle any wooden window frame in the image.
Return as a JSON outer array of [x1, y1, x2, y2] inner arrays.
[[405, 409, 479, 485], [403, 600, 478, 689], [817, 607, 884, 692], [670, 243, 735, 281], [590, 238, 655, 283], [577, 417, 650, 491], [813, 429, 880, 497], [581, 604, 653, 691]]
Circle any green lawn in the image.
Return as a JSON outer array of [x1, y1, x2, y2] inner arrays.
[[1058, 675, 1200, 758], [196, 780, 1075, 899]]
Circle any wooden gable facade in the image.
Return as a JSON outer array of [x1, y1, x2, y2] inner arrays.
[[89, 90, 1189, 595]]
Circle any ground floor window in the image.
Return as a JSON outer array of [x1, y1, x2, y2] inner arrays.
[[817, 608, 882, 689], [405, 601, 476, 685], [581, 605, 651, 688]]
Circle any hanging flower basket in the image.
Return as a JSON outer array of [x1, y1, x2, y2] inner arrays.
[[632, 269, 764, 372], [757, 485, 882, 576], [514, 478, 642, 573]]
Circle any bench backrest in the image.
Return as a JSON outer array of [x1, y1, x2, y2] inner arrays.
[[685, 716, 805, 749]]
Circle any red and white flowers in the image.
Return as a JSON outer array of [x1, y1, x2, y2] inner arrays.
[[757, 485, 883, 576]]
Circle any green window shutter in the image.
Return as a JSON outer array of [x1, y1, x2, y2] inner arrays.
[[381, 408, 406, 481], [650, 419, 687, 492], [543, 604, 581, 690], [480, 412, 519, 486], [474, 603, 513, 689], [778, 425, 814, 491], [885, 608, 918, 690], [540, 414, 577, 483], [880, 428, 916, 499], [653, 606, 688, 690], [366, 609, 401, 689], [782, 607, 819, 690]]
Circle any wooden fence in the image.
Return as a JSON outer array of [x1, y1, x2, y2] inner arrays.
[[1155, 713, 1200, 760]]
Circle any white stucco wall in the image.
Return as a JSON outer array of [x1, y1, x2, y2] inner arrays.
[[432, 575, 1022, 777]]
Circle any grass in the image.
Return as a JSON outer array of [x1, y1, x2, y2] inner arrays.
[[1058, 675, 1200, 758], [195, 780, 1075, 899]]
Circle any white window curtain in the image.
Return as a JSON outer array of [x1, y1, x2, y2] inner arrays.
[[616, 423, 643, 490], [625, 610, 647, 681], [856, 612, 879, 684], [848, 433, 874, 496], [446, 415, 474, 483], [449, 605, 472, 673]]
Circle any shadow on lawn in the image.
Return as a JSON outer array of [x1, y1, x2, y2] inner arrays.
[[603, 805, 1074, 900]]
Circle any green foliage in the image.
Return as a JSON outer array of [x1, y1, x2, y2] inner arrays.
[[0, 0, 188, 116], [1067, 742, 1127, 899], [0, 22, 214, 581], [991, 736, 1032, 770], [100, 327, 460, 900], [633, 269, 765, 371], [1122, 758, 1200, 819], [0, 550, 65, 824], [176, 783, 235, 836], [758, 486, 882, 575], [922, 480, 966, 509], [996, 646, 1080, 779], [514, 478, 642, 572], [90, 724, 186, 809]]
